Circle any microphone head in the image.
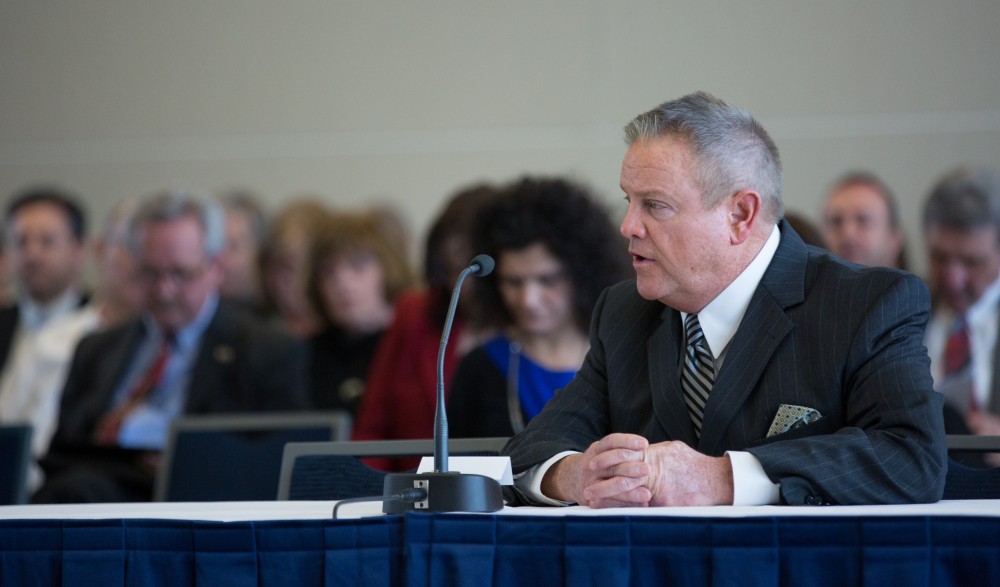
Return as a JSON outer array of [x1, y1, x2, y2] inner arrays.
[[468, 254, 495, 277]]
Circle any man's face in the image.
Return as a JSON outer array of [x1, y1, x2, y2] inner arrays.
[[136, 216, 221, 333], [822, 183, 901, 268], [926, 224, 1000, 314], [619, 137, 735, 313], [6, 202, 84, 304]]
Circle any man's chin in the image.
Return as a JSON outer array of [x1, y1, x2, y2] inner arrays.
[[634, 280, 665, 302]]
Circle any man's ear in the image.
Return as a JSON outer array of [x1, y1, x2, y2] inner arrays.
[[729, 189, 762, 245]]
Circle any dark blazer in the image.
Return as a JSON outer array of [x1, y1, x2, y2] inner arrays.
[[0, 305, 18, 375], [504, 223, 947, 506], [49, 301, 309, 448]]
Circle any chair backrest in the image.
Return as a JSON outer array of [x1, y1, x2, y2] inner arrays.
[[154, 411, 351, 502], [277, 437, 510, 500], [944, 434, 1000, 500], [0, 425, 32, 505]]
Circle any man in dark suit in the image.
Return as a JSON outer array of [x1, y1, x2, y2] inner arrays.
[[35, 189, 308, 503], [504, 92, 946, 507], [0, 187, 88, 378], [921, 168, 1000, 434]]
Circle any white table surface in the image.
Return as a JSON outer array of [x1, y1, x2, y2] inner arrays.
[[2, 499, 998, 522]]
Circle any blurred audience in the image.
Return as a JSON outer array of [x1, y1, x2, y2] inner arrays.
[[351, 183, 498, 470], [921, 167, 1000, 452], [821, 171, 907, 269], [217, 189, 268, 312], [258, 198, 330, 338], [307, 210, 414, 414], [0, 187, 88, 370], [34, 189, 308, 503], [448, 177, 630, 437], [0, 186, 89, 486], [1, 198, 145, 490]]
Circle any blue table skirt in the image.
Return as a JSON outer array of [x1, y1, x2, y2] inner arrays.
[[1, 513, 996, 586]]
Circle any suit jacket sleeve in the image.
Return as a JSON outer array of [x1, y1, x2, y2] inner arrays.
[[745, 271, 946, 505]]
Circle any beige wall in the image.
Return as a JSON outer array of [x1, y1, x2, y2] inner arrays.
[[2, 1, 999, 277]]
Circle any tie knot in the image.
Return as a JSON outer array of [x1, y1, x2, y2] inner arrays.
[[684, 313, 706, 346]]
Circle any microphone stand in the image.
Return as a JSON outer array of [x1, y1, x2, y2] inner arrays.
[[382, 255, 504, 513]]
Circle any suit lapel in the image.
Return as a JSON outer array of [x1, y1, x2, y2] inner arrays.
[[649, 306, 699, 445], [698, 221, 806, 455], [186, 304, 239, 412], [94, 321, 147, 411], [699, 293, 792, 454]]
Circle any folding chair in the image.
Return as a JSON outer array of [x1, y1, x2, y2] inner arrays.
[[155, 411, 351, 501], [943, 434, 1000, 500]]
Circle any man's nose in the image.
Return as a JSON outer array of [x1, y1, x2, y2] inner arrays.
[[620, 205, 643, 239], [942, 263, 968, 293]]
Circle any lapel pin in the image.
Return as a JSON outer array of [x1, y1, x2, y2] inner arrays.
[[213, 345, 235, 364]]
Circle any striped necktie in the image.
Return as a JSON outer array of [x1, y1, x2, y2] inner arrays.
[[682, 313, 715, 438]]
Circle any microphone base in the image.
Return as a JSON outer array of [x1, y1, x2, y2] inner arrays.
[[382, 472, 504, 514]]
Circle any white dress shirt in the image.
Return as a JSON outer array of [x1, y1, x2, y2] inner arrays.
[[925, 273, 1000, 411], [0, 304, 99, 491]]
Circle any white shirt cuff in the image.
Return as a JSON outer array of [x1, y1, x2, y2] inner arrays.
[[513, 450, 578, 506], [727, 450, 780, 505]]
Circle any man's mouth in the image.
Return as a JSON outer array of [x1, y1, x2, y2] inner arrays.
[[629, 250, 652, 265]]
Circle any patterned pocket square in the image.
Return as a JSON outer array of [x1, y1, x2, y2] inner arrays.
[[767, 404, 823, 438]]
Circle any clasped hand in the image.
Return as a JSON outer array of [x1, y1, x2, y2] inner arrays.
[[544, 433, 734, 508]]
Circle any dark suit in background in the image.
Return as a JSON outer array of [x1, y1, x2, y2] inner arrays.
[[36, 302, 308, 502], [0, 306, 19, 375]]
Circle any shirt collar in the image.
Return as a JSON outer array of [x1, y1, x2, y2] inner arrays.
[[964, 271, 1000, 325], [18, 288, 82, 331], [683, 224, 781, 357], [143, 293, 219, 350]]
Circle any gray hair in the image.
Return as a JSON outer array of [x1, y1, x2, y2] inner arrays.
[[623, 91, 784, 224], [126, 188, 226, 259], [922, 167, 1000, 243]]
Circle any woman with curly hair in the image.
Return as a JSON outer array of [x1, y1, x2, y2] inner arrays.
[[447, 176, 631, 437]]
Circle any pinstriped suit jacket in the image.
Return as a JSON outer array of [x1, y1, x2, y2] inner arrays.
[[504, 223, 947, 505]]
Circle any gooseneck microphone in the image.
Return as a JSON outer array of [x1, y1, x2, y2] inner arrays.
[[382, 254, 504, 514], [434, 254, 494, 472]]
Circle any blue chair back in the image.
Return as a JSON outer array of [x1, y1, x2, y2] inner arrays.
[[155, 412, 351, 501], [0, 425, 32, 505]]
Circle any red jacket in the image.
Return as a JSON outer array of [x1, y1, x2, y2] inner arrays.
[[351, 289, 463, 471]]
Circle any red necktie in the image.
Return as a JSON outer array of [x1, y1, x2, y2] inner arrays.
[[94, 338, 171, 445], [943, 315, 971, 377]]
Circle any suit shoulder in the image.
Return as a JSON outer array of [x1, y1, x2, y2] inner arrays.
[[807, 249, 926, 290]]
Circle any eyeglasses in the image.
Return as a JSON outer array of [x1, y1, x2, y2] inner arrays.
[[138, 263, 209, 287]]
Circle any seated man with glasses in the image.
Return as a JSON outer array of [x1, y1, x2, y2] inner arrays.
[[34, 189, 309, 503]]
